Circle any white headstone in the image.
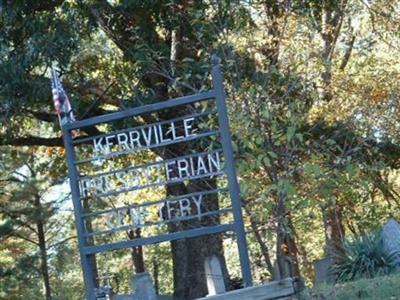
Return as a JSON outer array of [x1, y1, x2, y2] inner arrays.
[[131, 272, 157, 300], [204, 255, 226, 296], [382, 219, 400, 267]]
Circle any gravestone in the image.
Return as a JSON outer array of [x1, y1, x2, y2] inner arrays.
[[113, 272, 159, 300], [313, 257, 333, 285], [204, 255, 226, 295], [381, 219, 400, 268], [131, 272, 157, 300]]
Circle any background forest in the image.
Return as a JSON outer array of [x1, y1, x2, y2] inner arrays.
[[1, 0, 400, 299]]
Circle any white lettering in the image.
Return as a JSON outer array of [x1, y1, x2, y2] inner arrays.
[[208, 152, 221, 172], [93, 137, 106, 155], [170, 122, 184, 140], [167, 201, 178, 220], [158, 124, 171, 143], [196, 156, 208, 175], [189, 156, 195, 175], [101, 195, 206, 231], [159, 203, 165, 221], [179, 198, 192, 217], [91, 116, 201, 157], [80, 178, 90, 198], [128, 169, 141, 187], [129, 207, 148, 227], [105, 135, 115, 153], [91, 175, 111, 195], [129, 130, 142, 148], [117, 133, 130, 150], [193, 195, 203, 219], [117, 208, 128, 226], [115, 171, 129, 190], [153, 125, 160, 144], [177, 159, 190, 178], [105, 211, 116, 229], [141, 127, 153, 146], [166, 161, 176, 180], [183, 117, 196, 136], [142, 167, 153, 183]]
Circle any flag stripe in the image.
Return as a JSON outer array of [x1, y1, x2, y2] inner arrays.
[[51, 66, 75, 126]]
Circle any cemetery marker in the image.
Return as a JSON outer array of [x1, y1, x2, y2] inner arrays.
[[54, 56, 252, 299]]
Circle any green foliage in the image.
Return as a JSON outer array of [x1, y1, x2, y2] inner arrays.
[[1, 0, 400, 297], [299, 273, 400, 300], [332, 232, 396, 282]]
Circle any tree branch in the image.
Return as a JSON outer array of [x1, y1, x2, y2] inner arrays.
[[339, 34, 355, 70], [88, 0, 159, 59], [31, 0, 64, 12], [0, 135, 63, 147], [24, 109, 58, 123]]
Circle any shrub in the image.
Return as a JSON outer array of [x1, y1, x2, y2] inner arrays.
[[332, 231, 396, 282]]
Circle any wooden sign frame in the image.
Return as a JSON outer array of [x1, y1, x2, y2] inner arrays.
[[62, 57, 252, 299]]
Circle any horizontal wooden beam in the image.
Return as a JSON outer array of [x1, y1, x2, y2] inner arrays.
[[195, 278, 295, 300]]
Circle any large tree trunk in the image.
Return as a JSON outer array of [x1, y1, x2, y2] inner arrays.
[[34, 196, 52, 300], [166, 175, 229, 299], [322, 203, 345, 259], [171, 234, 228, 299], [89, 3, 229, 297], [318, 1, 347, 259]]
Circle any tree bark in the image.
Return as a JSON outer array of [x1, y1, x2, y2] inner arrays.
[[166, 173, 229, 299], [320, 0, 348, 102], [0, 135, 63, 147], [261, 1, 286, 67], [128, 228, 145, 273], [34, 195, 52, 300], [275, 191, 300, 279], [318, 1, 347, 259], [285, 212, 300, 277], [245, 207, 275, 279], [82, 198, 99, 288], [322, 202, 345, 259], [152, 258, 159, 295]]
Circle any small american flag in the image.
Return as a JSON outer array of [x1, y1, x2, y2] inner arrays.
[[51, 66, 75, 126]]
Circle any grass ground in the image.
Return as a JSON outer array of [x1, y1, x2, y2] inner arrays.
[[298, 273, 400, 300]]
